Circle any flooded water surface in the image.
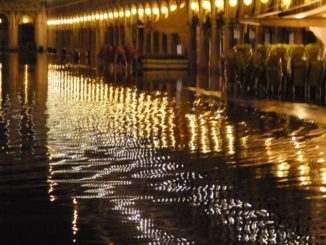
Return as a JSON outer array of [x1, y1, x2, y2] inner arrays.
[[1, 54, 326, 244]]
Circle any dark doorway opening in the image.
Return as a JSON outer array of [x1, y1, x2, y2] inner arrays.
[[19, 23, 36, 51], [0, 15, 9, 52]]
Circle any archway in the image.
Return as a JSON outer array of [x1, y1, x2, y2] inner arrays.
[[18, 15, 36, 51], [0, 14, 9, 51]]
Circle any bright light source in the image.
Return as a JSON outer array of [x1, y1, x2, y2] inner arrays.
[[229, 0, 237, 7], [244, 0, 252, 5], [191, 2, 199, 10]]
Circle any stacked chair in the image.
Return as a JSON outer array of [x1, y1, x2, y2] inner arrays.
[[289, 46, 308, 100], [223, 43, 326, 105], [306, 45, 324, 102]]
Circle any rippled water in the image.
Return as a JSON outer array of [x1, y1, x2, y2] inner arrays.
[[1, 54, 326, 245]]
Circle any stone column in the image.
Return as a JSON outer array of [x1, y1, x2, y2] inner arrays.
[[197, 23, 208, 72], [36, 4, 47, 51], [255, 26, 263, 45], [223, 19, 234, 53], [166, 33, 172, 55], [95, 24, 106, 58], [8, 12, 18, 51], [210, 19, 219, 75], [124, 24, 132, 47], [159, 32, 165, 55]]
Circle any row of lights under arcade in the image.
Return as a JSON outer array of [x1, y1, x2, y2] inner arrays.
[[47, 0, 293, 26], [47, 3, 178, 26]]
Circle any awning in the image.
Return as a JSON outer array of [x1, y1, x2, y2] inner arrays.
[[240, 17, 326, 27]]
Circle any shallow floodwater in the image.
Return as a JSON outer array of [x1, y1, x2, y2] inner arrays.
[[1, 54, 326, 245]]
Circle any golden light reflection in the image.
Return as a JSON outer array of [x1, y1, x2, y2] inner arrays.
[[24, 65, 29, 105], [72, 198, 79, 243], [44, 64, 326, 244], [226, 125, 235, 155]]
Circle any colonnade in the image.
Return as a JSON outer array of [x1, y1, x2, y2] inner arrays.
[[0, 3, 47, 51]]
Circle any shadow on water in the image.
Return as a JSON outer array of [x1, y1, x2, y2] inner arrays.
[[1, 56, 326, 244]]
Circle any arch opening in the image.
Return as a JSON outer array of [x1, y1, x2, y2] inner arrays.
[[0, 14, 9, 52], [18, 15, 36, 51]]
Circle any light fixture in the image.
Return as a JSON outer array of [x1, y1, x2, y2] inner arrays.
[[202, 0, 211, 11], [138, 8, 144, 16], [282, 0, 291, 8], [244, 0, 252, 5], [119, 10, 124, 17], [145, 7, 151, 15], [114, 11, 119, 18], [170, 4, 177, 11], [125, 10, 131, 17], [215, 0, 224, 10], [261, 0, 269, 4], [161, 6, 168, 14], [131, 7, 137, 15], [153, 7, 159, 15], [229, 0, 237, 7], [191, 1, 199, 11]]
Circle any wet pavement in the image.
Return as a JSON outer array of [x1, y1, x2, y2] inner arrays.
[[1, 54, 326, 244]]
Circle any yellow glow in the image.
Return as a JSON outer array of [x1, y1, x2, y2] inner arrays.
[[119, 11, 124, 17], [24, 65, 29, 105], [202, 0, 211, 10], [295, 13, 305, 19], [215, 0, 224, 9], [282, 0, 291, 7], [131, 8, 137, 15], [244, 0, 253, 5], [20, 15, 33, 24], [261, 0, 269, 3], [229, 0, 237, 7], [125, 10, 131, 17], [153, 7, 159, 15], [0, 18, 2, 24], [138, 8, 144, 16], [145, 7, 151, 15], [114, 11, 119, 18], [191, 1, 199, 10], [109, 12, 113, 19], [103, 13, 108, 19], [161, 6, 168, 14], [170, 4, 177, 11]]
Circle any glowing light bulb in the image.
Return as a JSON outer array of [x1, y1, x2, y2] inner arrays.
[[153, 7, 159, 15], [282, 0, 291, 7], [145, 7, 151, 15], [161, 6, 168, 14], [131, 8, 137, 15], [138, 8, 144, 16], [229, 0, 237, 7], [125, 10, 131, 17], [244, 0, 252, 5], [202, 0, 211, 10], [215, 0, 224, 9], [261, 0, 268, 3], [191, 2, 199, 10], [170, 4, 177, 11]]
